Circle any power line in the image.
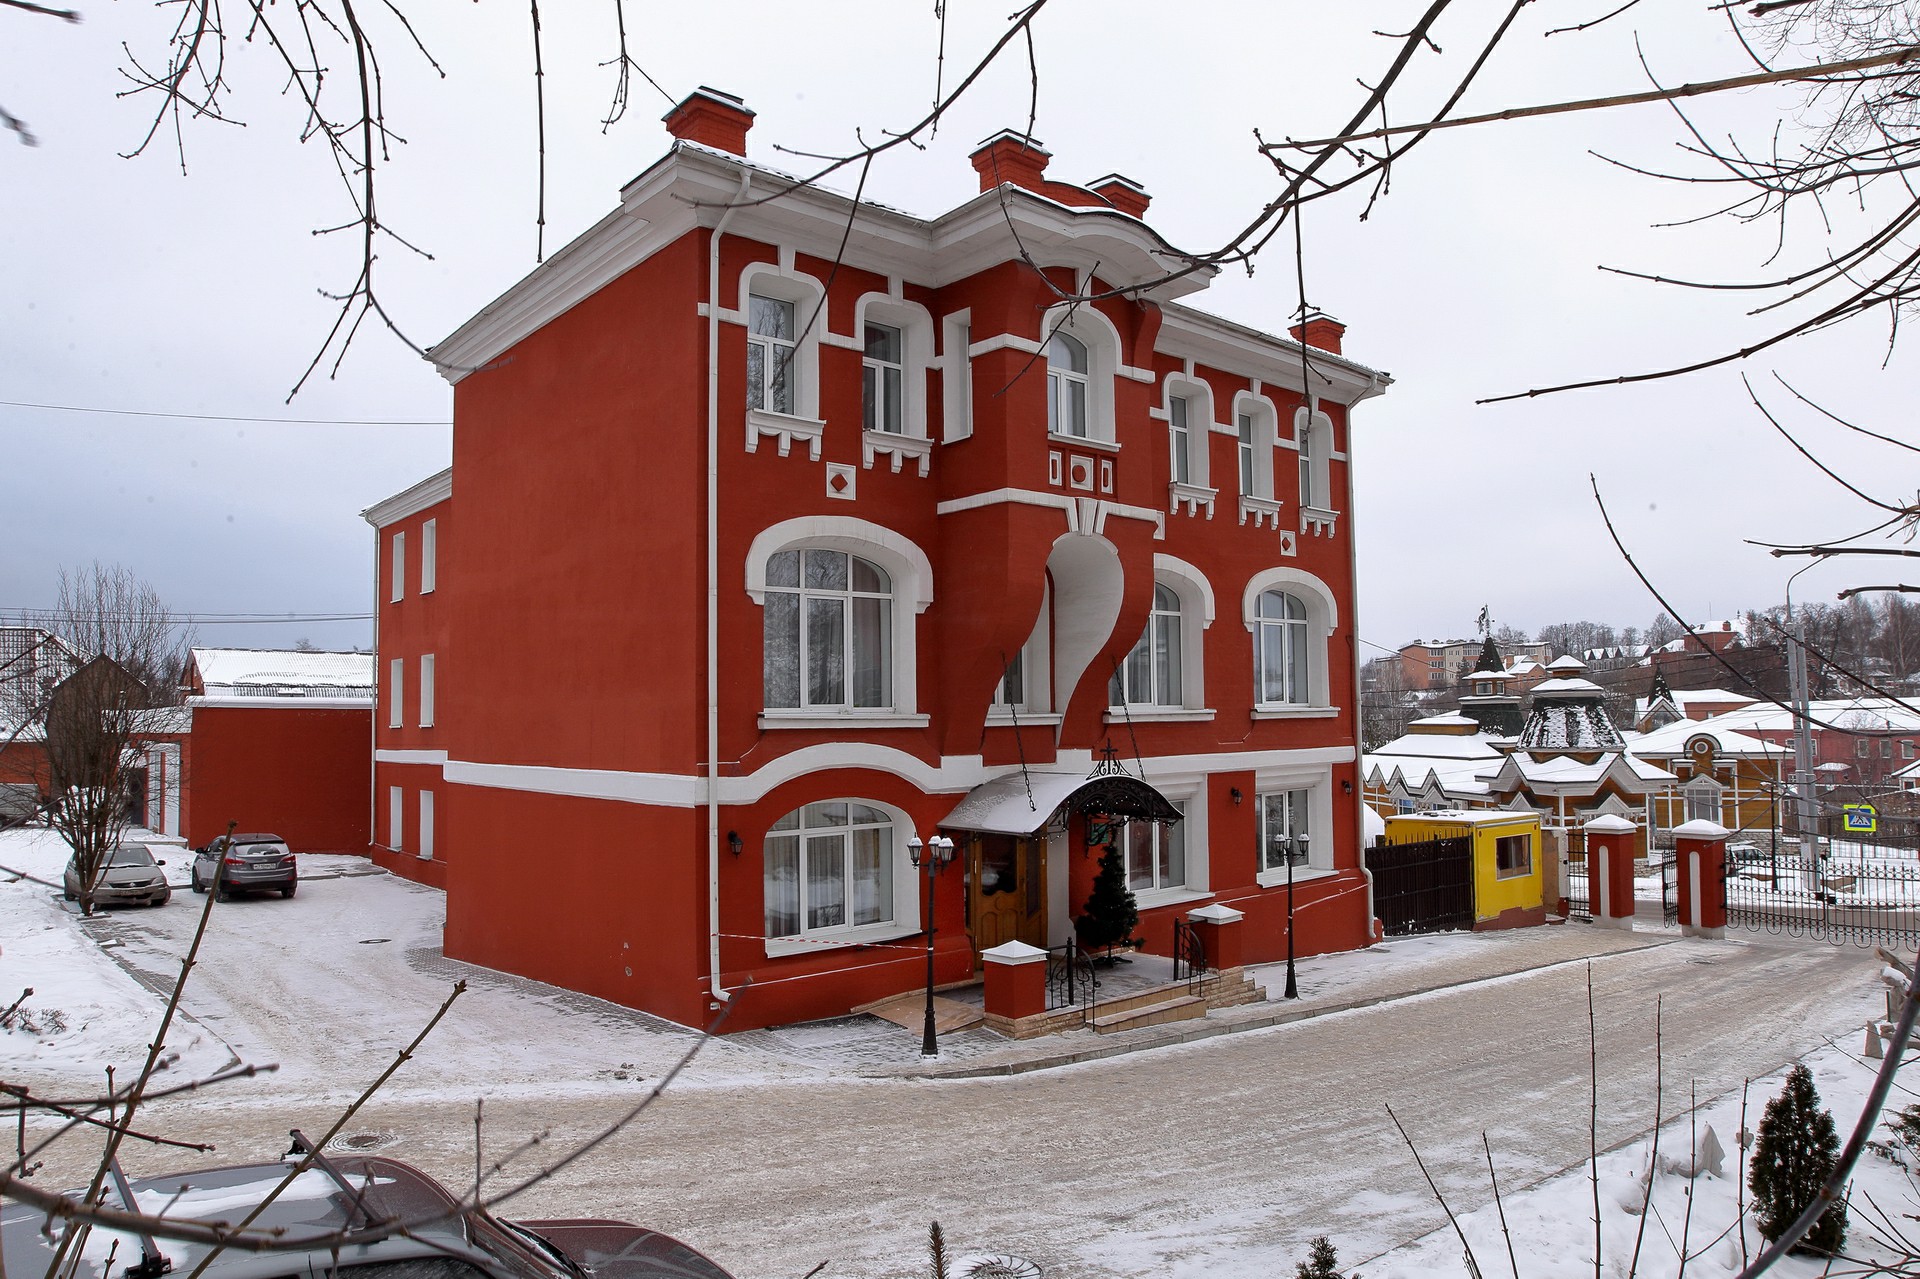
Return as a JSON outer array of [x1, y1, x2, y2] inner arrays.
[[0, 399, 449, 427], [0, 610, 372, 625]]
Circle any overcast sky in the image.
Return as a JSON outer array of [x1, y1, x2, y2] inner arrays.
[[4, 2, 1910, 661]]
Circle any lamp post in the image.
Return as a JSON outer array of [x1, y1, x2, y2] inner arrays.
[[1276, 833, 1307, 1000], [906, 832, 957, 1058]]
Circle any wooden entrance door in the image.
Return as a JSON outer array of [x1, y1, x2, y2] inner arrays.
[[966, 833, 1047, 964]]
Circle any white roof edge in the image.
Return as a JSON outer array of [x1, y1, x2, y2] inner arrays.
[[429, 143, 1226, 386], [188, 695, 373, 710], [1155, 305, 1390, 406], [363, 468, 453, 527]]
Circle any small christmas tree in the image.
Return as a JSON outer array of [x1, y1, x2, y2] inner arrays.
[[1295, 1236, 1341, 1279], [1075, 837, 1139, 958], [1749, 1064, 1848, 1254]]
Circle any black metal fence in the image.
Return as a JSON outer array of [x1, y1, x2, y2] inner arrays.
[[1046, 940, 1097, 1022], [1723, 837, 1920, 949], [1171, 918, 1212, 996], [1366, 836, 1474, 936], [1565, 855, 1590, 922]]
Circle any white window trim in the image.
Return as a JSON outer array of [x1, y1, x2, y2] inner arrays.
[[1232, 392, 1283, 528], [1161, 375, 1215, 490], [419, 653, 436, 729], [421, 519, 438, 594], [853, 292, 935, 440], [1041, 301, 1121, 445], [761, 797, 921, 957], [738, 263, 828, 455], [1244, 566, 1340, 712], [390, 531, 406, 603], [1294, 404, 1339, 532], [387, 658, 404, 729], [418, 789, 435, 860], [942, 310, 974, 444], [387, 785, 404, 851], [1252, 771, 1336, 887], [1111, 583, 1186, 711], [1132, 773, 1209, 901], [747, 517, 933, 718]]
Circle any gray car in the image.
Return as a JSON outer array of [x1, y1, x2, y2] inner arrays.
[[62, 843, 172, 907], [192, 832, 298, 899], [0, 1144, 737, 1279]]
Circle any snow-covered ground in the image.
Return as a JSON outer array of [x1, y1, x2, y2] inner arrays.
[[3, 825, 1907, 1279], [0, 825, 815, 1101], [1368, 1035, 1916, 1278]]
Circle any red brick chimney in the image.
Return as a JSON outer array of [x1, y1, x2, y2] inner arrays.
[[662, 87, 754, 157], [1289, 311, 1346, 355], [970, 130, 1052, 195], [1087, 173, 1150, 219]]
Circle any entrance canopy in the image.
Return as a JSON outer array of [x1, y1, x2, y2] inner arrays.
[[941, 770, 1182, 836]]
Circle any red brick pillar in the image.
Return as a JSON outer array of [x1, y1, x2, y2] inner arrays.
[[1583, 814, 1638, 931], [1186, 902, 1245, 971], [981, 940, 1048, 1023], [1673, 819, 1729, 939]]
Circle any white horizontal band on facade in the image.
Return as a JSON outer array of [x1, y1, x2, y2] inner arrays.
[[438, 742, 1357, 811], [375, 749, 451, 766]]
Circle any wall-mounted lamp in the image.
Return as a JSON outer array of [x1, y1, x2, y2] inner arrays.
[[1230, 787, 1243, 806], [1342, 780, 1354, 795], [727, 830, 743, 857]]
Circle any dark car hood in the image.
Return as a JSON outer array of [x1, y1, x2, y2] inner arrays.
[[518, 1221, 734, 1279]]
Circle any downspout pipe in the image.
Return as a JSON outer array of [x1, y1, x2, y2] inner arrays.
[[1344, 377, 1384, 938], [709, 169, 751, 1007]]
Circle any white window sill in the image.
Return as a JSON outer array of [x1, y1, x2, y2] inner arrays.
[[1301, 504, 1340, 535], [1047, 431, 1120, 454], [416, 852, 435, 862], [863, 429, 933, 476], [1252, 705, 1341, 720], [986, 711, 1064, 726], [1105, 707, 1217, 723], [759, 711, 932, 730], [1255, 863, 1338, 890], [1134, 886, 1215, 912], [1239, 495, 1284, 528], [746, 408, 827, 460], [764, 923, 920, 959], [1169, 481, 1217, 518]]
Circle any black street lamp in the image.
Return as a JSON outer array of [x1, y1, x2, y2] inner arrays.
[[906, 833, 957, 1058], [1275, 832, 1308, 1000]]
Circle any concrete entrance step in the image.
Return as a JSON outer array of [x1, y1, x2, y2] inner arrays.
[[1093, 993, 1207, 1034], [857, 992, 984, 1034]]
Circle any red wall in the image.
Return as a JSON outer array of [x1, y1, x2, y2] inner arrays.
[[185, 705, 370, 852]]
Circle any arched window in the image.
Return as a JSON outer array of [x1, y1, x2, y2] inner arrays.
[[1254, 589, 1310, 706], [763, 800, 896, 938], [1047, 333, 1090, 438], [763, 549, 893, 710], [1111, 584, 1183, 707]]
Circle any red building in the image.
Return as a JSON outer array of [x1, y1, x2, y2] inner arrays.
[[366, 88, 1391, 1033], [135, 648, 374, 853]]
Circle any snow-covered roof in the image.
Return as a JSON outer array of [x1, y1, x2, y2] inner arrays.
[[1371, 730, 1505, 761], [1546, 655, 1588, 673], [1388, 809, 1538, 828], [1497, 752, 1676, 790], [939, 769, 1179, 835], [1530, 677, 1606, 698], [1625, 720, 1788, 758], [1410, 713, 1480, 727], [1701, 696, 1920, 737], [189, 648, 375, 700]]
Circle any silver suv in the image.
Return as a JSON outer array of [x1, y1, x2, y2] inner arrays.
[[61, 843, 172, 908], [192, 832, 298, 899], [1, 1144, 736, 1279]]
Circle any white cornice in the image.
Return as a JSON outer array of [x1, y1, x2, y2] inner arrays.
[[362, 468, 452, 527], [427, 144, 1225, 383], [1157, 305, 1392, 407]]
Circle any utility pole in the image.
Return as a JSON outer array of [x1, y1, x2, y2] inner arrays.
[[1787, 617, 1822, 891]]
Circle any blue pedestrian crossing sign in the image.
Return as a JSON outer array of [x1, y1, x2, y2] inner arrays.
[[1842, 803, 1879, 833]]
